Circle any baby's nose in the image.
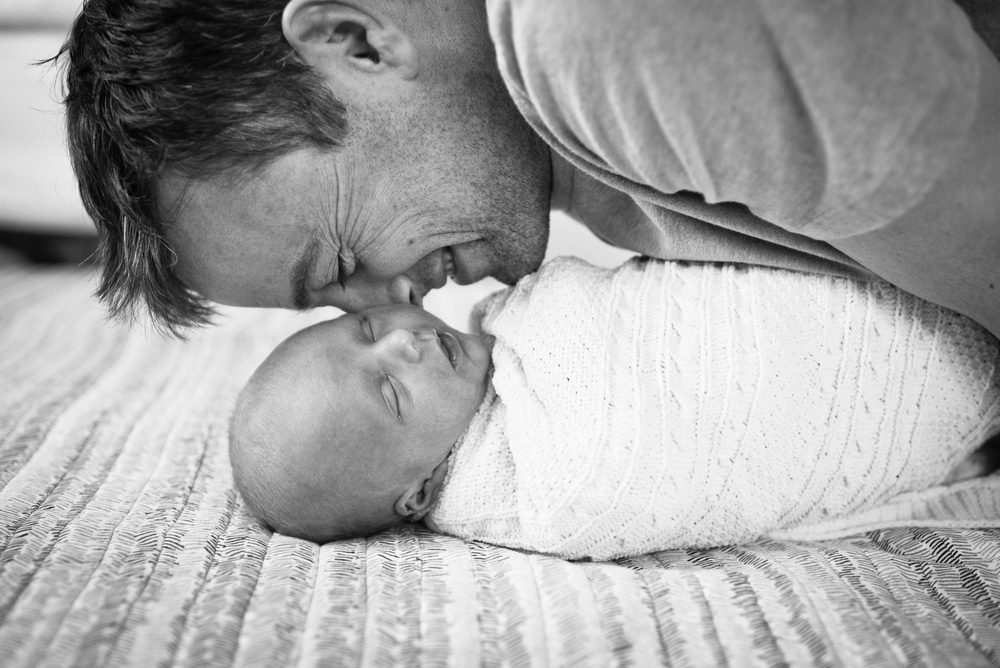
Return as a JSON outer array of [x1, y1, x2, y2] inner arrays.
[[381, 328, 437, 362], [411, 329, 438, 344]]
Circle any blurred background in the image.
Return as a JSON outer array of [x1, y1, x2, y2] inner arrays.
[[0, 0, 633, 328], [1, 0, 96, 263]]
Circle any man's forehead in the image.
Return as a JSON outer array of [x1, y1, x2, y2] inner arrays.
[[159, 167, 278, 232], [157, 160, 337, 308], [291, 233, 322, 310]]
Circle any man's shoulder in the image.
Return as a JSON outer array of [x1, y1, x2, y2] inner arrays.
[[486, 0, 693, 54]]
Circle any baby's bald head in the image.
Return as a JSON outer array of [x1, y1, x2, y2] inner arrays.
[[229, 305, 486, 543], [229, 324, 402, 543]]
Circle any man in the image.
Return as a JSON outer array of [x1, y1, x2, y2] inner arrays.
[[59, 0, 1000, 339]]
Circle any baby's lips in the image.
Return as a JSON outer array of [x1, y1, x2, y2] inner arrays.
[[435, 330, 462, 368]]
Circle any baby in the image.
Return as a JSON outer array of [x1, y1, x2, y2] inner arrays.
[[231, 300, 493, 541], [231, 257, 1000, 560]]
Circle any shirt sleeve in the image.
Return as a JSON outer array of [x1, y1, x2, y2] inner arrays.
[[489, 0, 982, 240]]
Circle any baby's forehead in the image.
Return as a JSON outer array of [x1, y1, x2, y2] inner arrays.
[[256, 323, 349, 411], [283, 314, 357, 361], [278, 323, 385, 420]]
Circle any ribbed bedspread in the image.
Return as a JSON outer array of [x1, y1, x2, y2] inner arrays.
[[1, 258, 999, 667]]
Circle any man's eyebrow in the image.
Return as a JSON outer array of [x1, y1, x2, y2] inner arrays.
[[290, 235, 321, 310]]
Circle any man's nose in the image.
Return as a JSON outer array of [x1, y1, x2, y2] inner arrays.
[[377, 328, 437, 363], [387, 275, 423, 307], [331, 274, 423, 313]]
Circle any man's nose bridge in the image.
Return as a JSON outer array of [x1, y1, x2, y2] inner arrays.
[[338, 274, 420, 313], [351, 278, 394, 310], [329, 271, 417, 313], [389, 275, 420, 307]]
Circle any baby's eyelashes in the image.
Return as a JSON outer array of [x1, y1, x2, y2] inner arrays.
[[382, 376, 403, 422], [362, 316, 376, 341]]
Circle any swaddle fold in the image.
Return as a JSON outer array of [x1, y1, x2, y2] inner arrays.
[[428, 257, 1000, 560]]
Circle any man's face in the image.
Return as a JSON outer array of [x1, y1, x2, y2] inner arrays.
[[160, 69, 551, 313]]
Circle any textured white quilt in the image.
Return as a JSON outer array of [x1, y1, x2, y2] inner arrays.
[[430, 257, 1000, 559]]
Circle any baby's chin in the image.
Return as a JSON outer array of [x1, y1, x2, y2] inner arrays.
[[458, 331, 494, 375], [477, 333, 496, 352]]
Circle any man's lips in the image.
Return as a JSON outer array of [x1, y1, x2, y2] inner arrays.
[[426, 247, 457, 291], [424, 245, 485, 291], [442, 247, 457, 282], [439, 246, 479, 286]]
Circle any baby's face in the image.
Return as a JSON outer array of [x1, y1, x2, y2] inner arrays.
[[337, 302, 491, 449], [300, 303, 492, 484], [232, 303, 493, 540]]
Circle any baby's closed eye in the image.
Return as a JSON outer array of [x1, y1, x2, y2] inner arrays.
[[382, 376, 402, 422]]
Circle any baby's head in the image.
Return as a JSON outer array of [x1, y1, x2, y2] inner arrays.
[[230, 303, 492, 542]]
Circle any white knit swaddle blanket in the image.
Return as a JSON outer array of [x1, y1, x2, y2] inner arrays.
[[427, 257, 1000, 560]]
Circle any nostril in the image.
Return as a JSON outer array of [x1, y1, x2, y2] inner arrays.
[[412, 329, 436, 343], [410, 288, 422, 307]]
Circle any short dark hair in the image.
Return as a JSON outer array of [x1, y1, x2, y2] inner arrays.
[[53, 0, 348, 335]]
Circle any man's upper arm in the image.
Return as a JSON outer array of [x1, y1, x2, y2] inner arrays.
[[830, 32, 1000, 340], [494, 0, 998, 335], [499, 0, 980, 232]]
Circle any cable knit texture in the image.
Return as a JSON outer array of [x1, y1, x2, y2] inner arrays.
[[428, 257, 1000, 560]]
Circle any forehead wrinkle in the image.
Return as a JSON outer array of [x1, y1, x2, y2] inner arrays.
[[304, 153, 346, 279], [291, 232, 321, 310], [292, 157, 347, 310], [352, 206, 451, 261], [317, 160, 341, 247], [354, 210, 411, 255], [332, 156, 361, 253]]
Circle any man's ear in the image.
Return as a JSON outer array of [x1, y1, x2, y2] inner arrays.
[[394, 459, 449, 522], [282, 0, 419, 80]]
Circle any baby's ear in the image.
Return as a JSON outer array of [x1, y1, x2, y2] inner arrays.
[[395, 460, 449, 522]]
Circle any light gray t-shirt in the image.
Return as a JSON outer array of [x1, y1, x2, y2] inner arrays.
[[486, 0, 982, 278]]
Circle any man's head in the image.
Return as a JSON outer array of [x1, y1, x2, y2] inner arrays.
[[230, 303, 492, 542], [59, 0, 551, 334]]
